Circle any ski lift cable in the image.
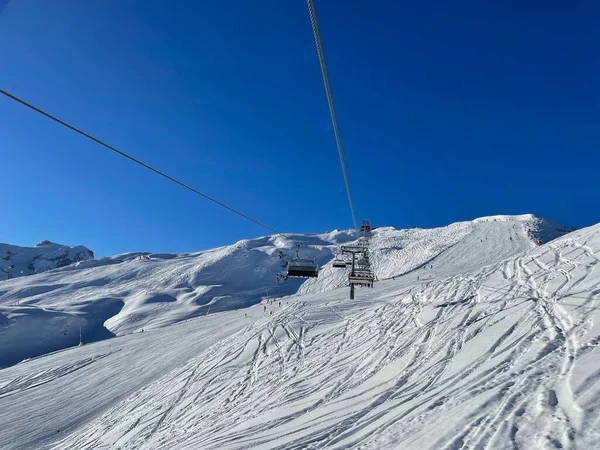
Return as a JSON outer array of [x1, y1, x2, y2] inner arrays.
[[0, 88, 279, 234], [306, 0, 358, 231]]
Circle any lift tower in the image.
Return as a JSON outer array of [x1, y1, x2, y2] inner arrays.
[[341, 245, 374, 299]]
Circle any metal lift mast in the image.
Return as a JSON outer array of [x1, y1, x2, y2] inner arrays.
[[341, 245, 373, 299]]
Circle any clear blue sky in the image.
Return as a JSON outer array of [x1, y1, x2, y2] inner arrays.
[[1, 0, 598, 256]]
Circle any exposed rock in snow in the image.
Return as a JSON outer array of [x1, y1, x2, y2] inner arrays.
[[0, 241, 94, 279]]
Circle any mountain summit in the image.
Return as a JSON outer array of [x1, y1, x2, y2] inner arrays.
[[0, 241, 93, 280]]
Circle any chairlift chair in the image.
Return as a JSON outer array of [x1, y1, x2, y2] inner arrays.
[[332, 259, 347, 268], [287, 259, 319, 278], [286, 243, 319, 278], [348, 269, 375, 287], [332, 248, 347, 268]]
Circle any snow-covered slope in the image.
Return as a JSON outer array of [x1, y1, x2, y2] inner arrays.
[[0, 218, 598, 449], [0, 215, 569, 369], [0, 240, 93, 279], [299, 214, 569, 294]]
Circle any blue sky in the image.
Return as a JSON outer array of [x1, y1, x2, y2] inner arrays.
[[1, 0, 598, 256]]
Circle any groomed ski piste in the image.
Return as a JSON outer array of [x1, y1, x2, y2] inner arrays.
[[1, 214, 599, 449]]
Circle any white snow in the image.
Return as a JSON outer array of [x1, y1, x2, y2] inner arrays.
[[2, 214, 597, 449], [0, 240, 93, 279]]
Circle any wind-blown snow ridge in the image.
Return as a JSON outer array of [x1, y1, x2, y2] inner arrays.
[[0, 217, 597, 449]]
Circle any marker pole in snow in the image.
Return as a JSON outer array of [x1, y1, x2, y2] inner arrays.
[[78, 323, 84, 347]]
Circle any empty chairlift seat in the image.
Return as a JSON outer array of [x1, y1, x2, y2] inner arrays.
[[287, 259, 319, 278], [332, 259, 347, 268], [349, 268, 375, 286], [286, 243, 319, 278]]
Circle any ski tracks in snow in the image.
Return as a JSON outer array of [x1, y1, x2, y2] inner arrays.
[[50, 230, 600, 449]]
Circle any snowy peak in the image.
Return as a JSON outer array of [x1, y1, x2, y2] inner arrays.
[[471, 213, 539, 222], [471, 214, 573, 244], [0, 241, 94, 279]]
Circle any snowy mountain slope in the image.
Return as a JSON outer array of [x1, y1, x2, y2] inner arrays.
[[0, 232, 353, 368], [0, 221, 597, 449], [0, 240, 93, 279], [0, 215, 569, 369], [301, 214, 569, 294]]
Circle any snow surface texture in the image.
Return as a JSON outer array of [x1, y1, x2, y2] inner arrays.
[[0, 215, 566, 369], [0, 240, 93, 280], [2, 214, 595, 449]]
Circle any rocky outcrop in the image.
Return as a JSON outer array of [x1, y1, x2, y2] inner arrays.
[[0, 241, 94, 280]]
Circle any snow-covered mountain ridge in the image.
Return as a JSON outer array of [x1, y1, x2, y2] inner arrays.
[[1, 214, 599, 449], [0, 240, 93, 280], [0, 214, 570, 369]]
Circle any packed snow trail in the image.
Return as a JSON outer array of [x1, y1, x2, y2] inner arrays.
[[0, 222, 597, 449]]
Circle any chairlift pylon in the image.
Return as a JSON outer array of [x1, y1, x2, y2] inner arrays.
[[342, 237, 375, 295], [360, 220, 371, 233]]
